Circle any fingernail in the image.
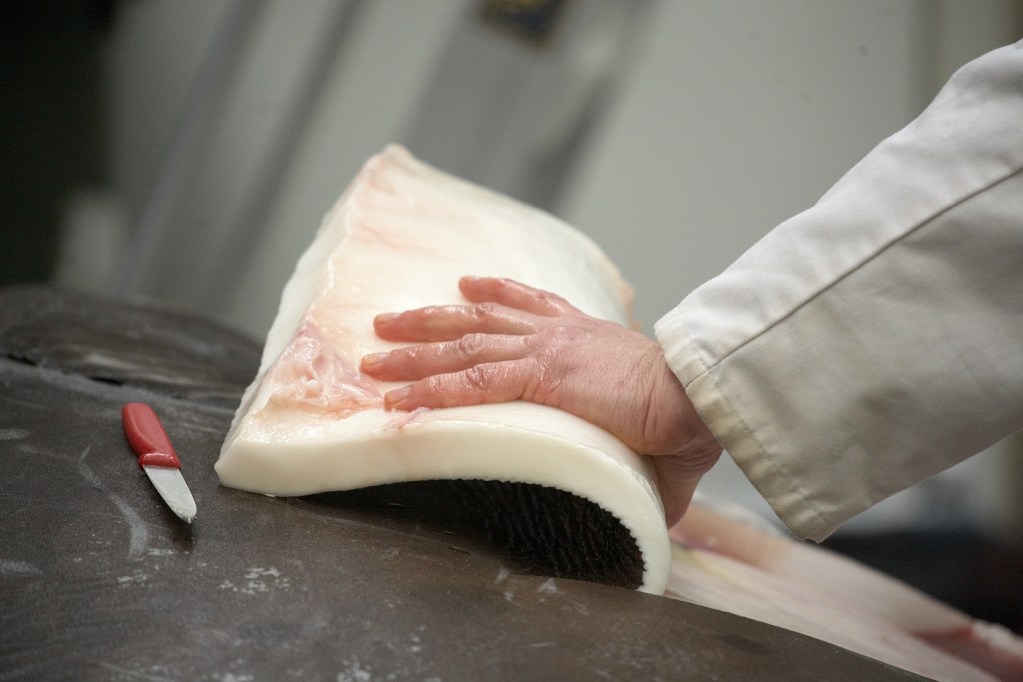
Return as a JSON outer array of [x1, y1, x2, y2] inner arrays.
[[361, 352, 387, 369], [384, 386, 411, 410], [375, 313, 398, 325]]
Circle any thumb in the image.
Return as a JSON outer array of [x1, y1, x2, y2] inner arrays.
[[651, 447, 722, 526]]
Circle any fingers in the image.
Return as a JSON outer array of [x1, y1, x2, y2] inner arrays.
[[459, 276, 581, 317], [373, 302, 536, 342], [361, 334, 528, 381], [372, 277, 580, 343], [381, 361, 533, 411]]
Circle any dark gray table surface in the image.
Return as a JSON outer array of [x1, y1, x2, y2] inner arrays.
[[0, 286, 925, 681]]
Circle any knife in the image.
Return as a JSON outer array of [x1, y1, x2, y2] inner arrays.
[[122, 402, 197, 523]]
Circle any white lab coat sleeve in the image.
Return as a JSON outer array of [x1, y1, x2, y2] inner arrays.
[[654, 40, 1023, 542]]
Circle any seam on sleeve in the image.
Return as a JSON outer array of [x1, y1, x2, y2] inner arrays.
[[680, 325, 830, 538], [695, 165, 1023, 377]]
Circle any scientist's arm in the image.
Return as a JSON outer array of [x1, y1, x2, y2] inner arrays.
[[360, 275, 722, 525]]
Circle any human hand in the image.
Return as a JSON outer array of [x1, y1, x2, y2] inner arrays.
[[359, 276, 722, 525]]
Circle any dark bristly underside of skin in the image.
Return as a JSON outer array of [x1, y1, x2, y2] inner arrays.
[[308, 479, 645, 589]]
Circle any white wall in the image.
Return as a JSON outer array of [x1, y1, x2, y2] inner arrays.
[[560, 0, 928, 329]]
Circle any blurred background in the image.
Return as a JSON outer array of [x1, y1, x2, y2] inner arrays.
[[2, 0, 1021, 629]]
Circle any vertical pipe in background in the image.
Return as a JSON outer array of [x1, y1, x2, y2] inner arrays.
[[115, 0, 267, 295], [202, 0, 366, 313]]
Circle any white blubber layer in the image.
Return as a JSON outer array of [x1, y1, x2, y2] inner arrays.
[[216, 145, 671, 594]]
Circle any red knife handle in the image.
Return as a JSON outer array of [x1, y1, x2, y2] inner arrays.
[[122, 402, 182, 470]]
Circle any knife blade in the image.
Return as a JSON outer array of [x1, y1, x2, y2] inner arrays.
[[122, 402, 197, 523]]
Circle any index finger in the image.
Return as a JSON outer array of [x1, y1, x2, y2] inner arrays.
[[373, 302, 536, 342], [459, 276, 582, 317]]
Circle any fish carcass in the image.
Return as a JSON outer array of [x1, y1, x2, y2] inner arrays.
[[216, 145, 672, 594]]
